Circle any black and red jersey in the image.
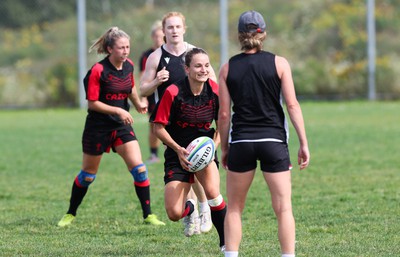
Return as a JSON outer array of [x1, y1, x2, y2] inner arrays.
[[139, 48, 154, 72], [139, 48, 157, 112], [151, 77, 219, 149], [83, 57, 135, 130]]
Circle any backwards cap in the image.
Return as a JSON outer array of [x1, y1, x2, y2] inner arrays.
[[238, 10, 266, 33]]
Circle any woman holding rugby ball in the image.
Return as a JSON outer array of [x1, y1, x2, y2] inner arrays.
[[150, 48, 226, 252]]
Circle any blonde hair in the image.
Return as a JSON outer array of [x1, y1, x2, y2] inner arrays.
[[238, 31, 267, 51], [89, 27, 130, 54], [162, 12, 186, 30], [151, 20, 163, 36]]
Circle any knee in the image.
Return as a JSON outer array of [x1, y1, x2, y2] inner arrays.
[[129, 164, 149, 184], [75, 170, 96, 187], [166, 209, 181, 222]]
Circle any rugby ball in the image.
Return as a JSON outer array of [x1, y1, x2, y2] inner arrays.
[[186, 136, 215, 172]]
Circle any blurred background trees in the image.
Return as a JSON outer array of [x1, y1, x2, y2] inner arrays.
[[0, 0, 399, 108]]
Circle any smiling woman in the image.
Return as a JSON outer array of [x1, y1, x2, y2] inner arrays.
[[150, 47, 227, 251]]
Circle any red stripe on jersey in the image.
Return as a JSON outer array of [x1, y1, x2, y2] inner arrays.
[[208, 79, 219, 96], [87, 63, 103, 100], [127, 58, 135, 89], [153, 84, 179, 125]]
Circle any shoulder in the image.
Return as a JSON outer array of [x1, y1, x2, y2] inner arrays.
[[164, 83, 180, 97], [90, 62, 104, 74], [208, 79, 219, 95], [275, 55, 291, 78], [148, 47, 163, 62], [126, 58, 134, 66], [185, 42, 196, 50]]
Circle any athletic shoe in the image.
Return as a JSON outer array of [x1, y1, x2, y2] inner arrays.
[[199, 209, 212, 233], [57, 214, 75, 227], [183, 209, 200, 236], [146, 155, 160, 165], [144, 214, 165, 226]]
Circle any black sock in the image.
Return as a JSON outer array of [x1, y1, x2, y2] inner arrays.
[[181, 200, 195, 218], [67, 181, 88, 216], [211, 206, 227, 247], [134, 185, 152, 219], [150, 147, 158, 157]]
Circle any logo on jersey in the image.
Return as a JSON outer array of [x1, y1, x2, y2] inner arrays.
[[164, 57, 170, 64]]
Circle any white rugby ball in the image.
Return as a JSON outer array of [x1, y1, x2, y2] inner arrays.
[[186, 136, 215, 173]]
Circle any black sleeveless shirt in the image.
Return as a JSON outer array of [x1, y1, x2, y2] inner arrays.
[[226, 51, 288, 143]]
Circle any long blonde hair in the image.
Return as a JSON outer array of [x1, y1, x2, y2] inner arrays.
[[89, 27, 130, 54]]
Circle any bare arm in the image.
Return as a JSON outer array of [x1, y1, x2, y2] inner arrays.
[[128, 86, 147, 114], [276, 55, 310, 170], [88, 100, 133, 125], [217, 63, 232, 169], [153, 123, 191, 170], [139, 48, 169, 97]]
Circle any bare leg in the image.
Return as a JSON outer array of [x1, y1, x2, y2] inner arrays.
[[224, 169, 255, 252], [264, 171, 295, 254]]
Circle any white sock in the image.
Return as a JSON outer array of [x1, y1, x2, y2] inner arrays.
[[282, 254, 295, 257], [225, 251, 238, 257], [199, 201, 210, 213], [207, 194, 223, 207]]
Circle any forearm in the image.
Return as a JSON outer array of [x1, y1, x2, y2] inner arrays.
[[88, 100, 119, 115], [140, 79, 159, 97], [287, 103, 308, 146], [153, 123, 182, 152], [217, 115, 230, 152]]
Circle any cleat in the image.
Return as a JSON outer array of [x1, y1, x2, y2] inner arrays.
[[200, 209, 212, 233], [57, 214, 75, 227], [144, 214, 165, 226], [183, 209, 200, 237], [146, 155, 160, 165]]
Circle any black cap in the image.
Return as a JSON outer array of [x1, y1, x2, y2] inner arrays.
[[238, 10, 266, 33]]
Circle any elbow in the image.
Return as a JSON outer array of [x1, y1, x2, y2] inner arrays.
[[218, 111, 230, 122]]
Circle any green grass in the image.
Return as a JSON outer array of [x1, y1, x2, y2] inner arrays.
[[1, 101, 399, 256]]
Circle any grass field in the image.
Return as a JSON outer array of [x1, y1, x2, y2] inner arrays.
[[0, 101, 399, 257]]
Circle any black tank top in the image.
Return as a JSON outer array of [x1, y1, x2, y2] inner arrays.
[[226, 51, 288, 142], [154, 45, 187, 102]]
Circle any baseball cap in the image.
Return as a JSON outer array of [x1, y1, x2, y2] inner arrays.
[[238, 10, 266, 33]]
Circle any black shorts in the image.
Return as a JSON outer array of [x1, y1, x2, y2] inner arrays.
[[163, 148, 219, 184], [82, 125, 137, 155], [228, 141, 291, 173]]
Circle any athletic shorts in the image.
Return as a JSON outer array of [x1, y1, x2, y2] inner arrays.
[[82, 125, 137, 155], [228, 141, 291, 173], [163, 149, 219, 184]]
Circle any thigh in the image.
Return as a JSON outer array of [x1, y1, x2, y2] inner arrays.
[[195, 161, 221, 199], [263, 171, 292, 210], [164, 180, 191, 215], [81, 153, 103, 174], [226, 169, 256, 211], [115, 140, 143, 170]]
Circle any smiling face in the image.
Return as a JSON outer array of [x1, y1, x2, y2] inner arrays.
[[163, 16, 186, 44], [107, 37, 130, 65], [185, 53, 210, 83]]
